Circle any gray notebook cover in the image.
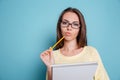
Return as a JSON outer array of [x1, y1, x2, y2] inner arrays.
[[52, 62, 98, 80]]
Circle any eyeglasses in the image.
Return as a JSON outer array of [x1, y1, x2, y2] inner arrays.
[[61, 20, 80, 29]]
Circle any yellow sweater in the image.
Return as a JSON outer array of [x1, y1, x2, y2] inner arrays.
[[46, 46, 109, 80]]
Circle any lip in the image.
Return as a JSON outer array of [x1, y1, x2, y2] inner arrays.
[[65, 32, 71, 36]]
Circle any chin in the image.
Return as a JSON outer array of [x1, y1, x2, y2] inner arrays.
[[64, 36, 75, 41]]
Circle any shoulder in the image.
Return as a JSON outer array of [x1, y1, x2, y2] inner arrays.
[[52, 49, 60, 56], [84, 46, 102, 62], [84, 46, 100, 56], [85, 46, 97, 51], [53, 49, 59, 53]]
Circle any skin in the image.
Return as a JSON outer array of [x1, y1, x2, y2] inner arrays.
[[40, 12, 83, 80]]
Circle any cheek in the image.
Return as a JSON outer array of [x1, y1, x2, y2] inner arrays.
[[60, 27, 66, 35], [73, 29, 79, 37]]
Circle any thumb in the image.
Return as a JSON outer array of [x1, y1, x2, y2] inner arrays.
[[49, 47, 54, 64], [49, 47, 53, 51]]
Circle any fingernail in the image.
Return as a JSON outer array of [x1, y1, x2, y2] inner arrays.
[[49, 47, 53, 51]]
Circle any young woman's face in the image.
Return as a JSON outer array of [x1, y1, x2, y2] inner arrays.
[[60, 12, 80, 41]]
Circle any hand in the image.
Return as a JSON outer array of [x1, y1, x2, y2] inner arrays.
[[40, 49, 54, 68]]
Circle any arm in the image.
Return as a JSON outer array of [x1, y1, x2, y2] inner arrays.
[[94, 49, 110, 80], [47, 67, 52, 80], [40, 49, 54, 80]]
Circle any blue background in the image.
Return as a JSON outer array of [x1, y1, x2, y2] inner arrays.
[[0, 0, 120, 80]]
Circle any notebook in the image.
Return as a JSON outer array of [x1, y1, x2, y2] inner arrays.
[[52, 62, 98, 80]]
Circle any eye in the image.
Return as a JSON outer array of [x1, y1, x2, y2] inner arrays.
[[73, 23, 79, 26], [62, 21, 68, 25]]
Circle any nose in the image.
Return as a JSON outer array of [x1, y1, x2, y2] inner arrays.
[[66, 23, 72, 30]]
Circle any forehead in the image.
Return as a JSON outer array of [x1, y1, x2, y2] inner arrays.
[[62, 12, 79, 22]]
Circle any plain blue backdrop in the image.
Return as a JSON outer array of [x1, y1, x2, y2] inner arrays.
[[0, 0, 120, 80]]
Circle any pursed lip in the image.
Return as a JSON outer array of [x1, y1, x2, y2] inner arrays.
[[65, 32, 71, 36]]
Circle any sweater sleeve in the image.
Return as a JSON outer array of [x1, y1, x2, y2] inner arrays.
[[93, 48, 110, 80], [46, 72, 48, 80]]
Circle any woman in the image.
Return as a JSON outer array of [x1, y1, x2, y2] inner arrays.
[[40, 7, 109, 80]]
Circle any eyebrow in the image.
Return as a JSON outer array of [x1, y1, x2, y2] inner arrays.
[[62, 19, 79, 23]]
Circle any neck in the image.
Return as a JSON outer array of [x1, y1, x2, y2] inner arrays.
[[62, 39, 78, 52]]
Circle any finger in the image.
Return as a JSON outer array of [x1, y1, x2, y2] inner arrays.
[[46, 49, 53, 53], [40, 53, 46, 59], [40, 50, 52, 59], [41, 52, 46, 57], [40, 51, 48, 58], [45, 50, 53, 56], [40, 54, 45, 61], [44, 51, 50, 55], [49, 47, 53, 51]]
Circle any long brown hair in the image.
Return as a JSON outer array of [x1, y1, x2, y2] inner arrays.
[[55, 7, 87, 50]]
